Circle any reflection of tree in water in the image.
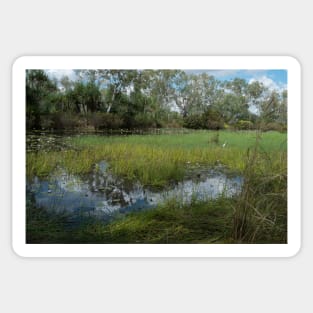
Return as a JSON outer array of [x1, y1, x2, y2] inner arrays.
[[27, 162, 242, 223]]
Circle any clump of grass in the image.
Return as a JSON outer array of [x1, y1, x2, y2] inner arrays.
[[64, 197, 234, 244], [26, 152, 59, 177], [209, 131, 220, 145], [231, 132, 287, 243], [26, 195, 70, 243], [26, 192, 234, 244]]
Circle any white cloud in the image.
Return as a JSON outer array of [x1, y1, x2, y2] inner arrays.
[[249, 76, 287, 93], [206, 70, 241, 78], [45, 69, 76, 81], [187, 70, 241, 78]]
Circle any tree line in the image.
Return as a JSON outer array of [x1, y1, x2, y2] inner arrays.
[[26, 69, 287, 131]]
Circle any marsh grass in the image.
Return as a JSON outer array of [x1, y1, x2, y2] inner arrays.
[[231, 131, 287, 243], [26, 196, 234, 244], [209, 131, 220, 145], [26, 130, 287, 244], [76, 197, 234, 243], [26, 195, 69, 243], [27, 130, 286, 188]]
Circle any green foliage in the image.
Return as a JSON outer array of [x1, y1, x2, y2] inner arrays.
[[183, 108, 224, 130], [183, 114, 204, 129], [132, 113, 156, 128], [260, 122, 287, 132], [214, 93, 249, 123], [209, 131, 220, 145], [52, 112, 85, 129], [89, 112, 123, 130], [25, 69, 287, 131], [69, 81, 102, 113], [235, 120, 254, 130], [203, 108, 225, 129], [26, 70, 58, 129]]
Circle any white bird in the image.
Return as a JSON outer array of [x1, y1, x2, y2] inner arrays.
[[222, 142, 227, 148]]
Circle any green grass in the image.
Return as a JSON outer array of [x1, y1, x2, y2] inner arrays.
[[27, 130, 287, 187], [71, 130, 287, 151], [66, 197, 234, 244], [27, 192, 287, 244], [26, 130, 287, 244], [26, 196, 234, 244]]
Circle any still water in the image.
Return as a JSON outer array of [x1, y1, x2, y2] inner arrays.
[[27, 161, 242, 220], [26, 132, 243, 222]]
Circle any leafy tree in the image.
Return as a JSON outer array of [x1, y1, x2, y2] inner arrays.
[[247, 81, 266, 115], [278, 90, 287, 124], [260, 90, 281, 123], [26, 69, 287, 131], [183, 107, 224, 130], [26, 70, 57, 129], [70, 81, 102, 114]]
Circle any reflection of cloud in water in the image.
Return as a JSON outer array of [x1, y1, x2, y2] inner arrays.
[[27, 163, 242, 219]]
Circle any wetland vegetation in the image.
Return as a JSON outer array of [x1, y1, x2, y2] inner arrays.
[[26, 69, 287, 244]]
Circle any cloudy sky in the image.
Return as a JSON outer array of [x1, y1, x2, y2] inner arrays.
[[46, 69, 287, 92], [187, 69, 287, 92]]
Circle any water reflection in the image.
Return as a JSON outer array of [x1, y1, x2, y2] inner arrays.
[[27, 161, 243, 220]]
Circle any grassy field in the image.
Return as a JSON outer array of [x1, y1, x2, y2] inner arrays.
[[27, 130, 287, 186], [26, 130, 287, 244]]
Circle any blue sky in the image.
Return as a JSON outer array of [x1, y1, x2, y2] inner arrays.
[[191, 69, 287, 83], [46, 69, 287, 92], [187, 69, 287, 91]]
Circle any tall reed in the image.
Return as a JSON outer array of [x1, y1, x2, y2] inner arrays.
[[232, 130, 287, 243]]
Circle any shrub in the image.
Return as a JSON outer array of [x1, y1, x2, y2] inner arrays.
[[235, 120, 254, 130], [203, 108, 224, 130], [209, 132, 220, 145], [206, 119, 224, 130], [133, 113, 157, 129], [261, 122, 286, 132], [52, 112, 85, 129], [90, 112, 123, 130], [183, 110, 224, 130], [40, 114, 54, 130], [183, 114, 204, 129], [26, 113, 36, 130]]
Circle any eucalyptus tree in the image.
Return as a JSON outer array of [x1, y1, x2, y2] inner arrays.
[[181, 73, 222, 115], [147, 70, 184, 109], [210, 78, 250, 124], [247, 80, 266, 115], [260, 90, 281, 123], [279, 90, 287, 124]]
